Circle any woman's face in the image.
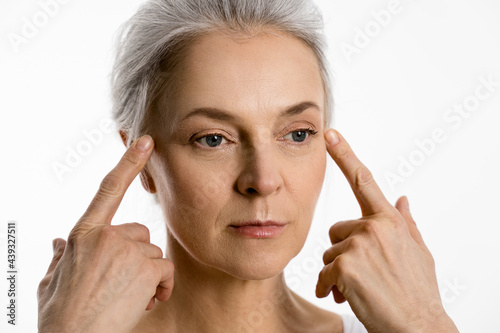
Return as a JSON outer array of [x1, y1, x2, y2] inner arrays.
[[148, 29, 327, 280]]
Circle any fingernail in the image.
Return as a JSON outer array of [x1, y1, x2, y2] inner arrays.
[[404, 196, 410, 209], [325, 129, 339, 146], [135, 135, 153, 152]]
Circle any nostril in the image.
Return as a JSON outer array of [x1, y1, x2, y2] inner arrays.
[[246, 188, 257, 194]]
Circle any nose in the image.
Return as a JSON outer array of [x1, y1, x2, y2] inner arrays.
[[236, 145, 283, 196]]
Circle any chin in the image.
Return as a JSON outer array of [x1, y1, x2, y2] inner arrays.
[[222, 258, 289, 281], [213, 242, 302, 281]]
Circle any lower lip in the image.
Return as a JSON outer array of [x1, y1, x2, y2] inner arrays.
[[229, 225, 286, 238]]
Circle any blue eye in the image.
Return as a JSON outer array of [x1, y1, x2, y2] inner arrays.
[[197, 134, 227, 147], [283, 129, 317, 142]]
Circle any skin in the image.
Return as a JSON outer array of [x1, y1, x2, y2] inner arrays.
[[37, 29, 459, 333], [147, 29, 327, 281], [136, 29, 336, 332]]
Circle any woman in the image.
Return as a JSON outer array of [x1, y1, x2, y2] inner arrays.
[[37, 0, 459, 332]]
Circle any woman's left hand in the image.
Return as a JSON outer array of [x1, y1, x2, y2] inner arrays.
[[316, 129, 459, 333]]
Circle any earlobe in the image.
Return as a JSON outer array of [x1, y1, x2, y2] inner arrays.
[[140, 167, 157, 194]]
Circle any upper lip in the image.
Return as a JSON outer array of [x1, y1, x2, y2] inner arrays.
[[230, 220, 287, 227]]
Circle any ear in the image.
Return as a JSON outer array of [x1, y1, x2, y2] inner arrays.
[[119, 130, 128, 147], [119, 130, 157, 194], [139, 167, 157, 194]]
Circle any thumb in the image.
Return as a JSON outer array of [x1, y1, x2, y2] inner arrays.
[[395, 196, 425, 246]]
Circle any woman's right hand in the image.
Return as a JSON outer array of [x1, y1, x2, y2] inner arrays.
[[37, 135, 174, 333]]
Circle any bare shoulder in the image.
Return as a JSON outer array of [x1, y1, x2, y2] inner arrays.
[[284, 290, 343, 333]]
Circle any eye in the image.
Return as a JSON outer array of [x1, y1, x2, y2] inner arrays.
[[196, 134, 228, 147], [282, 128, 318, 143]]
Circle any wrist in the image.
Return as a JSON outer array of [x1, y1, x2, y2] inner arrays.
[[405, 301, 458, 333], [428, 313, 459, 333]]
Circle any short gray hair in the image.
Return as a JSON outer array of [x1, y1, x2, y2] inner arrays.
[[111, 0, 333, 146]]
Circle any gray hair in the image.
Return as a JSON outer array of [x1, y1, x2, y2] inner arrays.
[[111, 0, 333, 147]]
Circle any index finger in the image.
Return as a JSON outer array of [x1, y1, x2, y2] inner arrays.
[[79, 134, 154, 224], [324, 128, 391, 216]]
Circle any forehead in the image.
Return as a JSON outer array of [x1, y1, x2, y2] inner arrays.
[[166, 29, 325, 121]]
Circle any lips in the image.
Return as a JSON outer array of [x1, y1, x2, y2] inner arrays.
[[229, 220, 287, 238]]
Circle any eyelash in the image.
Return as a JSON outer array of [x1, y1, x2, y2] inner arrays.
[[282, 127, 319, 144], [193, 127, 318, 148]]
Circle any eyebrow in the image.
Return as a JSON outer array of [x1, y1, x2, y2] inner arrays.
[[180, 101, 320, 122]]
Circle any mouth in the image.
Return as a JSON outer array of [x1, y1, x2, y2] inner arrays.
[[229, 220, 287, 238]]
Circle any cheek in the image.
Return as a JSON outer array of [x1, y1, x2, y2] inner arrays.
[[286, 143, 327, 208], [151, 141, 327, 277], [154, 147, 232, 232], [158, 141, 327, 226], [154, 139, 326, 227]]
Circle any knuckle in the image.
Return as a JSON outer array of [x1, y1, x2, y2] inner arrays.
[[144, 259, 173, 285], [322, 250, 331, 265], [363, 219, 379, 234], [423, 249, 435, 266], [383, 210, 407, 233], [164, 259, 175, 273], [142, 262, 161, 281], [354, 166, 374, 188], [132, 222, 150, 239], [336, 145, 352, 160], [37, 276, 49, 292], [67, 226, 86, 248], [123, 243, 136, 258], [328, 224, 336, 240], [386, 208, 403, 222], [114, 241, 135, 262], [318, 266, 330, 282], [332, 255, 347, 273], [37, 285, 46, 302], [328, 230, 335, 244], [393, 216, 408, 232], [348, 236, 363, 252], [98, 225, 119, 246], [328, 221, 346, 243], [52, 249, 64, 262], [333, 255, 354, 281], [122, 150, 141, 167], [152, 244, 164, 258], [99, 174, 123, 197], [362, 218, 398, 245], [428, 253, 436, 267]]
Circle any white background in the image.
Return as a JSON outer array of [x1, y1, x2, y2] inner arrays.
[[1, 0, 499, 332]]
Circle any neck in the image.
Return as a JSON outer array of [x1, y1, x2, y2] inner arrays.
[[146, 231, 300, 333]]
